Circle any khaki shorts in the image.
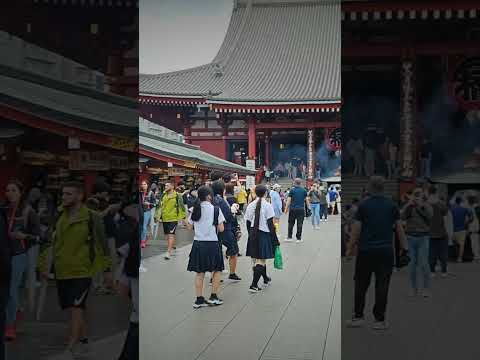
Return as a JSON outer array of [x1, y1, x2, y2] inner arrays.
[[452, 230, 467, 246]]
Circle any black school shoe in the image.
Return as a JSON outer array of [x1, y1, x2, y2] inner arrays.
[[228, 273, 242, 282], [263, 276, 272, 287], [193, 297, 209, 309], [249, 286, 262, 293]]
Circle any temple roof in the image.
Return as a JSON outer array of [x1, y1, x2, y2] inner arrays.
[[140, 0, 340, 110]]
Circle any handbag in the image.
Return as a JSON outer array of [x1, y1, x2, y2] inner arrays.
[[305, 203, 312, 218], [274, 246, 283, 270]]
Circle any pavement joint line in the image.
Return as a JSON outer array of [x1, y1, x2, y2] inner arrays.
[[321, 257, 341, 360], [258, 240, 327, 360]]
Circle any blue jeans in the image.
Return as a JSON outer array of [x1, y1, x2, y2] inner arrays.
[[311, 203, 320, 226], [319, 204, 328, 220], [407, 235, 430, 290], [141, 210, 152, 241], [6, 253, 27, 326]]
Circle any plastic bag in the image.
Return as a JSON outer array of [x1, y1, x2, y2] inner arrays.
[[274, 246, 283, 270]]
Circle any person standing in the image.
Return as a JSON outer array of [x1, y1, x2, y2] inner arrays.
[[2, 180, 40, 341], [0, 206, 11, 360], [346, 176, 407, 330], [428, 187, 449, 277], [401, 187, 433, 297], [186, 186, 225, 308], [450, 196, 473, 263], [236, 185, 248, 214], [140, 180, 156, 249], [160, 182, 186, 260], [318, 184, 329, 221], [245, 185, 280, 293], [42, 181, 108, 356], [467, 196, 480, 262], [270, 184, 283, 234], [284, 178, 309, 243], [308, 183, 321, 230]]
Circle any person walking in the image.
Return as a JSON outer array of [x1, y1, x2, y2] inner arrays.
[[427, 187, 449, 277], [318, 184, 329, 221], [450, 196, 473, 263], [245, 185, 280, 293], [41, 181, 109, 356], [308, 183, 322, 230], [212, 180, 241, 282], [401, 187, 433, 297], [346, 176, 407, 330], [160, 182, 186, 260], [284, 178, 309, 243], [186, 186, 226, 308], [2, 180, 40, 341]]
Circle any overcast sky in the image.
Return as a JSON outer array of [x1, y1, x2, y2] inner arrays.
[[140, 0, 233, 74]]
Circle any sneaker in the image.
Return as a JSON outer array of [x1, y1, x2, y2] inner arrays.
[[139, 264, 147, 273], [193, 297, 209, 309], [372, 321, 389, 330], [207, 295, 224, 306], [263, 276, 272, 288], [249, 286, 262, 293], [284, 238, 294, 242], [228, 274, 242, 282], [345, 317, 365, 328], [164, 253, 171, 260], [296, 239, 303, 243]]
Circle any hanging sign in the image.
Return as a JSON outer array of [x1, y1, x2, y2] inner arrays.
[[108, 137, 138, 152], [168, 167, 186, 177], [69, 151, 110, 171], [246, 175, 255, 190], [246, 159, 256, 171], [325, 128, 341, 151], [399, 60, 416, 179], [307, 129, 315, 180], [449, 56, 480, 111]]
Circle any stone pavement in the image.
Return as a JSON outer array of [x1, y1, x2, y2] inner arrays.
[[140, 214, 341, 360], [6, 281, 131, 360], [342, 257, 480, 360]]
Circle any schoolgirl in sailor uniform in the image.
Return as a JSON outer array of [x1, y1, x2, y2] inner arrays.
[[187, 186, 226, 308], [245, 185, 280, 293]]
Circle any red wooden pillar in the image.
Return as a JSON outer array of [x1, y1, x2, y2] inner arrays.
[[265, 130, 271, 167], [248, 117, 256, 160], [184, 124, 192, 144]]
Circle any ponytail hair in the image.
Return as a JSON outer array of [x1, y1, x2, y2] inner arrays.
[[190, 186, 213, 222], [251, 185, 268, 241]]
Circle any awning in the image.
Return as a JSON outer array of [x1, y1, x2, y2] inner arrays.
[[139, 132, 255, 176]]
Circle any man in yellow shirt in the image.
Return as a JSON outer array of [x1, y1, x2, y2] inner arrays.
[[160, 182, 186, 260], [236, 185, 248, 214]]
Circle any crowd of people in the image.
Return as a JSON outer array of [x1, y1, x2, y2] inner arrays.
[[342, 176, 480, 330], [259, 160, 325, 183], [140, 171, 342, 308], [0, 177, 139, 360]]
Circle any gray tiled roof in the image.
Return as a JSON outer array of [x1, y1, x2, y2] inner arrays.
[[140, 0, 340, 104], [140, 131, 255, 175], [0, 65, 137, 137]]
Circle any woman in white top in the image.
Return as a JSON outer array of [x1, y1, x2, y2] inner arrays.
[[245, 185, 280, 293], [187, 186, 225, 308]]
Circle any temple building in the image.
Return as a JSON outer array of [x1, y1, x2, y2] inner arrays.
[[342, 0, 480, 200], [140, 0, 341, 183]]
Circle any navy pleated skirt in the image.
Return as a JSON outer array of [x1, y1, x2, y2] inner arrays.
[[246, 230, 275, 260], [187, 241, 225, 273]]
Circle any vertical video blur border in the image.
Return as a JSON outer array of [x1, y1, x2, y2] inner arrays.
[[342, 1, 480, 359], [0, 1, 139, 359]]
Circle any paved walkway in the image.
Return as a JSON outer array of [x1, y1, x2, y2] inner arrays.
[[342, 257, 480, 360], [6, 280, 131, 359], [140, 214, 341, 360]]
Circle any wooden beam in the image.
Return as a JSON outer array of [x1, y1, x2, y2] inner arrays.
[[254, 122, 340, 129]]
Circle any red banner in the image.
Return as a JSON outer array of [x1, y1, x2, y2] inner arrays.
[[325, 128, 341, 151]]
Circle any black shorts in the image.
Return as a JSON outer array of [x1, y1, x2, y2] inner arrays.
[[220, 230, 239, 257], [163, 221, 178, 235], [57, 278, 92, 310]]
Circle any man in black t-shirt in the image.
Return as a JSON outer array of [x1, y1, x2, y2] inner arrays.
[[346, 176, 407, 330]]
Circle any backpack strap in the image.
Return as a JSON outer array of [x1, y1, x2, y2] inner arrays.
[[213, 206, 220, 227]]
